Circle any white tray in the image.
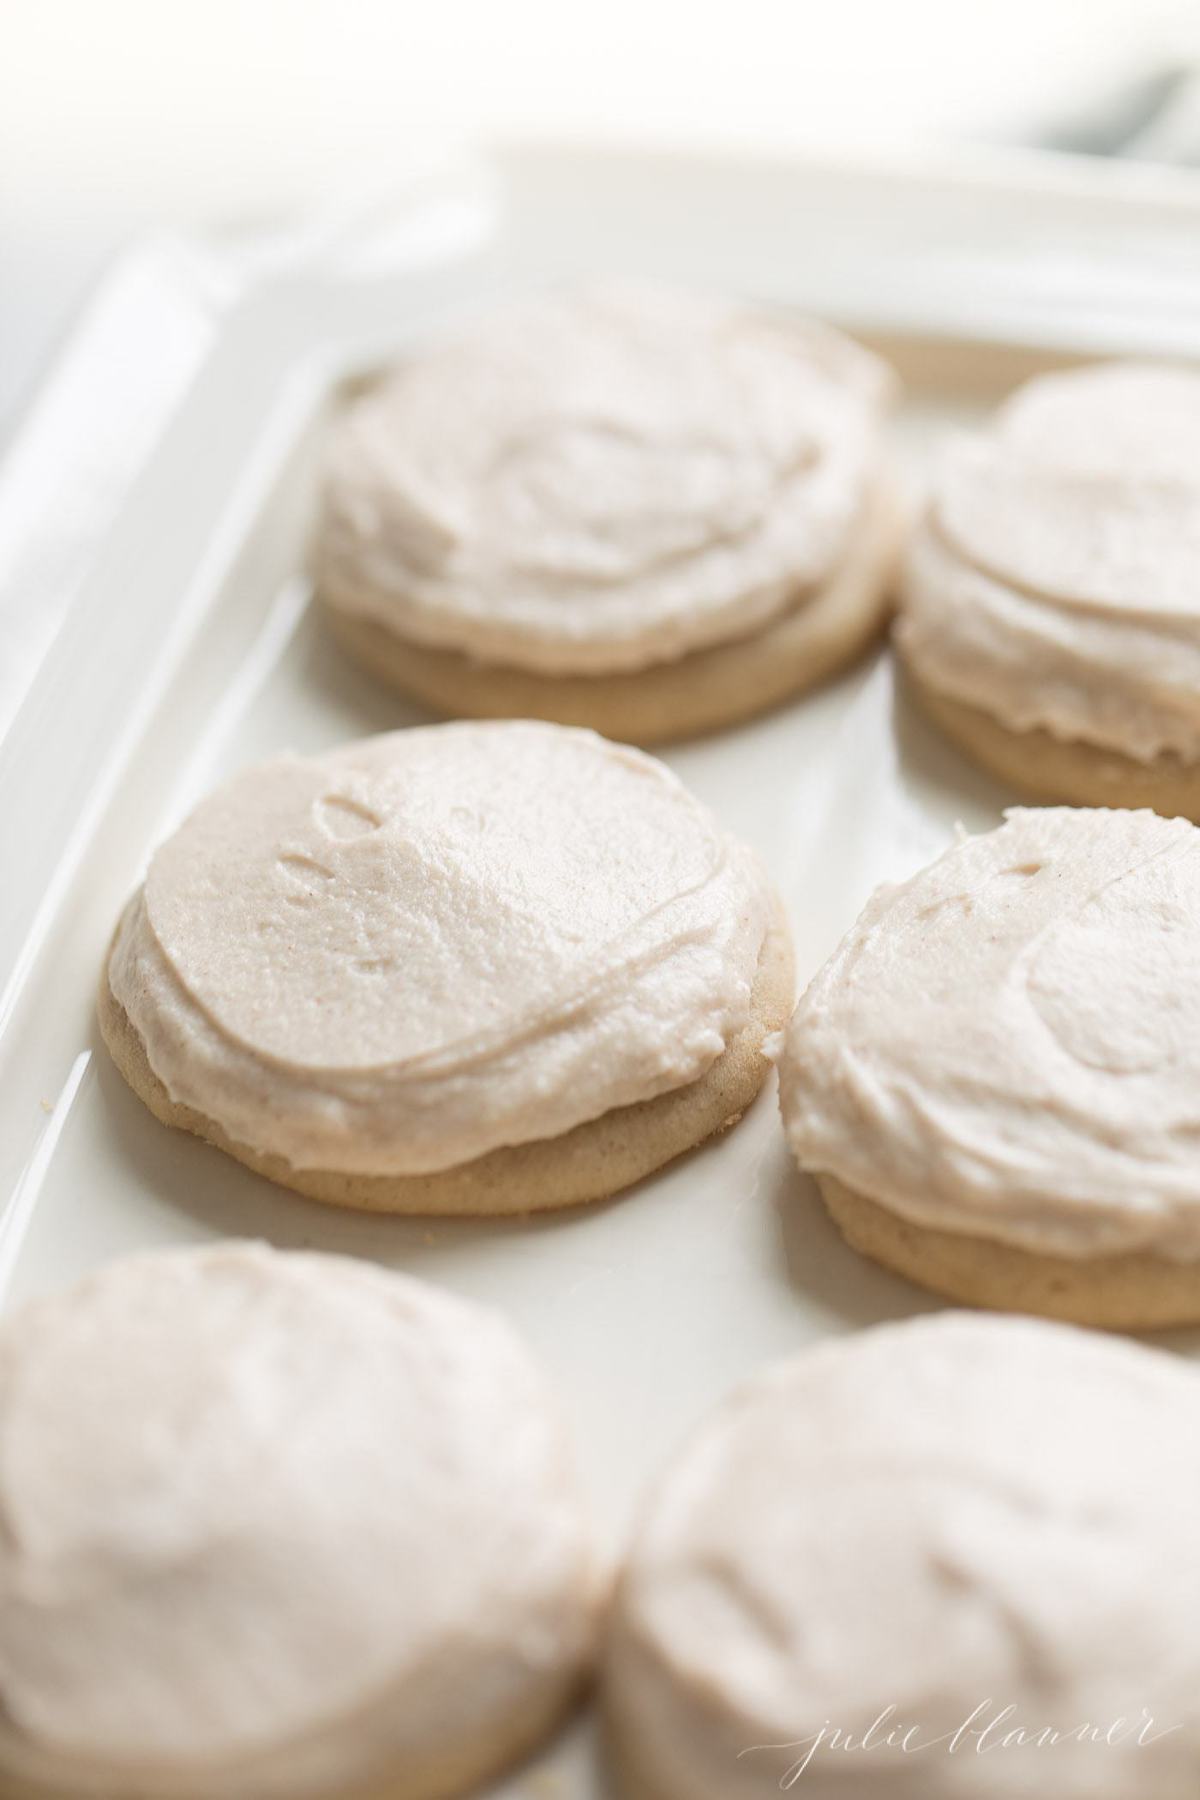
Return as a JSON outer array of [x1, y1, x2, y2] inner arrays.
[[3, 143, 1200, 1798]]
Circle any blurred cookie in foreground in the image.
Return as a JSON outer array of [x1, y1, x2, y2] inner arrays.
[[606, 1312, 1200, 1800], [898, 361, 1200, 818], [100, 721, 793, 1213], [316, 283, 902, 742], [0, 1242, 596, 1800], [779, 806, 1200, 1329]]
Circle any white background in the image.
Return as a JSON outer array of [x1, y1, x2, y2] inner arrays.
[[3, 0, 1199, 434]]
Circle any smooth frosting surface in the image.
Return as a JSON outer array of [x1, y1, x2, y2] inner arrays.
[[898, 363, 1200, 763], [109, 722, 774, 1174], [318, 283, 893, 674], [779, 807, 1200, 1259], [0, 1243, 594, 1792], [608, 1314, 1200, 1800]]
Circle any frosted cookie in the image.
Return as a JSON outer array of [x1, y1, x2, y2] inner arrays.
[[606, 1313, 1200, 1800], [0, 1242, 596, 1800], [778, 806, 1200, 1328], [898, 362, 1200, 817], [101, 720, 793, 1213], [316, 284, 902, 742]]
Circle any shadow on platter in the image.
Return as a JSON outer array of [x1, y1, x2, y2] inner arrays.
[[87, 1016, 636, 1275], [889, 657, 1013, 826], [775, 1154, 942, 1331]]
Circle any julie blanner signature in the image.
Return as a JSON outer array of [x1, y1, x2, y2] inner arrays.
[[741, 1701, 1182, 1787]]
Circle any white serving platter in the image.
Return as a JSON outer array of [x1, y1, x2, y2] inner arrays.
[[2, 142, 1200, 1798]]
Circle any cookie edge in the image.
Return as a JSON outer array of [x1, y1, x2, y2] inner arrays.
[[816, 1171, 1200, 1331], [316, 484, 906, 745], [98, 908, 795, 1217], [901, 655, 1200, 822]]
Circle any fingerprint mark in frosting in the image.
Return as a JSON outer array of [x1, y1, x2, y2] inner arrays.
[[277, 852, 335, 907], [278, 852, 333, 881], [315, 794, 383, 840]]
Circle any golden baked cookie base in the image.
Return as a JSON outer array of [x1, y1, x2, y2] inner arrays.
[[903, 659, 1200, 822], [600, 1673, 722, 1800], [98, 915, 794, 1217], [817, 1172, 1200, 1331], [317, 489, 906, 745], [0, 1658, 585, 1800], [599, 1716, 684, 1800]]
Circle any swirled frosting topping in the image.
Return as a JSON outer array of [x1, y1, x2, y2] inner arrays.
[[780, 807, 1200, 1259], [317, 284, 893, 674], [608, 1314, 1200, 1800], [0, 1243, 594, 1793], [110, 722, 774, 1174], [898, 363, 1200, 762]]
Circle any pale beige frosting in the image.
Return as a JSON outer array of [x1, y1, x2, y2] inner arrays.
[[779, 807, 1200, 1260], [898, 363, 1200, 763], [0, 1242, 595, 1796], [607, 1313, 1200, 1800], [109, 721, 774, 1175], [317, 283, 893, 675]]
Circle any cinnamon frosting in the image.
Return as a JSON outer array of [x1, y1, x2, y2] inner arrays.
[[898, 363, 1200, 763], [607, 1313, 1200, 1800], [779, 807, 1200, 1260], [317, 283, 893, 674], [0, 1242, 595, 1797], [109, 721, 775, 1175]]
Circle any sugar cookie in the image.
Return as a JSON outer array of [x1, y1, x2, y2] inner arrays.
[[898, 363, 1200, 817], [607, 1313, 1200, 1800], [779, 806, 1200, 1328], [0, 1242, 596, 1800], [102, 722, 793, 1212], [316, 284, 900, 740]]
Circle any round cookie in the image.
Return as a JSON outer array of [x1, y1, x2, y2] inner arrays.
[[897, 362, 1200, 816], [316, 283, 901, 742], [779, 806, 1200, 1329], [606, 1313, 1200, 1800], [101, 721, 794, 1214], [0, 1242, 596, 1800]]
